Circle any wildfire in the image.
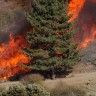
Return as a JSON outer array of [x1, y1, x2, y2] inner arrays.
[[68, 0, 86, 22], [68, 0, 87, 48], [69, 0, 96, 48], [78, 26, 96, 48], [0, 34, 29, 80], [0, 0, 96, 79]]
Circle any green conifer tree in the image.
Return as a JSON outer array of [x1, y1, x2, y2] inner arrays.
[[22, 0, 80, 79]]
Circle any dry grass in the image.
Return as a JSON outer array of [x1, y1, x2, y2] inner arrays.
[[50, 81, 86, 96], [20, 74, 44, 84]]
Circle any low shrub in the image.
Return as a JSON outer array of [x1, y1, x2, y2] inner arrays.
[[0, 86, 5, 96], [0, 84, 50, 96], [20, 74, 44, 84]]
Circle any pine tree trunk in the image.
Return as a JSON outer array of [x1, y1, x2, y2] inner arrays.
[[64, 66, 68, 72], [51, 68, 55, 80]]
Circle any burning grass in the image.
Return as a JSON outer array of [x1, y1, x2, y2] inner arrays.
[[0, 34, 29, 80]]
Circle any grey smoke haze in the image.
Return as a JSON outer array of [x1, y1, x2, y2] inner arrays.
[[0, 10, 30, 43], [78, 0, 96, 63], [77, 0, 96, 42], [0, 0, 33, 43]]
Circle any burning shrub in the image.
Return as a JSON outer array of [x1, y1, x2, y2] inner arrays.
[[20, 74, 44, 84], [1, 84, 50, 96]]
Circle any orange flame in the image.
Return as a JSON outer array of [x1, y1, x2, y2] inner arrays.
[[68, 0, 86, 22], [0, 0, 95, 79], [69, 0, 96, 48], [0, 34, 29, 80], [78, 26, 96, 48], [68, 0, 87, 48]]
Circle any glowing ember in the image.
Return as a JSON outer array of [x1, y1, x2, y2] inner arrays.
[[0, 34, 29, 80]]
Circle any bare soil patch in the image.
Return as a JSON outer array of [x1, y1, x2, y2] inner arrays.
[[44, 71, 96, 89]]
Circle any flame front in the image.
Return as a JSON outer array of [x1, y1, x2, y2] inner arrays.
[[69, 0, 96, 48], [68, 0, 86, 22], [0, 34, 29, 80]]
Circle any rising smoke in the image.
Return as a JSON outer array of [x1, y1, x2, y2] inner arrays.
[[0, 10, 29, 43], [0, 0, 31, 43], [78, 0, 96, 44], [78, 0, 96, 64]]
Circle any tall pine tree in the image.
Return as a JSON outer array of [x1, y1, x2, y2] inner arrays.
[[22, 0, 80, 79]]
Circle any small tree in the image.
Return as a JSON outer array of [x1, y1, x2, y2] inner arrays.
[[22, 0, 80, 79]]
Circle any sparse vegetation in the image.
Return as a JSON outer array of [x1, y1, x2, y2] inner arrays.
[[50, 83, 86, 96]]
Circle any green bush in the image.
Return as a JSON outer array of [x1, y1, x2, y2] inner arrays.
[[0, 84, 50, 96], [1, 84, 27, 96], [20, 74, 44, 84], [50, 83, 86, 96], [26, 84, 50, 96]]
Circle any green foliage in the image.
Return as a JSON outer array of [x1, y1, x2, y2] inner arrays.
[[1, 84, 26, 96], [26, 84, 50, 96], [22, 0, 81, 78], [0, 84, 50, 96], [20, 74, 44, 84], [0, 87, 5, 93]]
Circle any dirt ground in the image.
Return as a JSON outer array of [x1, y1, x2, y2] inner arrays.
[[0, 70, 96, 92], [0, 0, 96, 94], [0, 64, 96, 90], [44, 71, 96, 89], [43, 63, 96, 89]]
